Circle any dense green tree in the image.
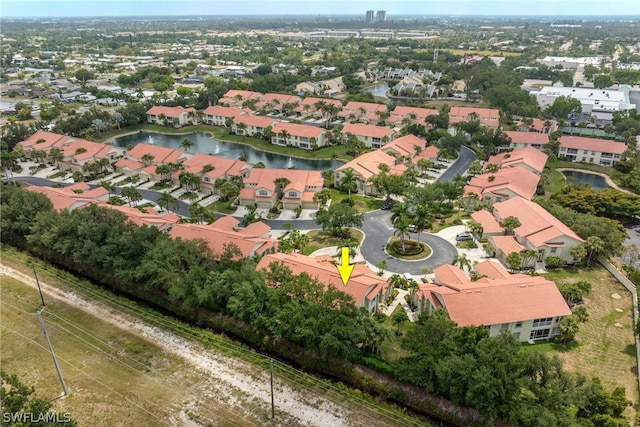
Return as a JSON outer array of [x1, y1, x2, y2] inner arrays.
[[0, 371, 76, 426], [314, 203, 363, 237]]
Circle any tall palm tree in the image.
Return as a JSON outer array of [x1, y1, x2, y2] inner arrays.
[[412, 204, 432, 244], [391, 203, 409, 225], [585, 235, 604, 267], [277, 129, 290, 145], [100, 180, 115, 197], [339, 168, 358, 201], [393, 218, 411, 253], [157, 191, 179, 212], [48, 147, 64, 169], [179, 138, 194, 152], [274, 177, 291, 200], [501, 216, 521, 236], [141, 153, 155, 167], [452, 253, 473, 272], [155, 164, 172, 182]]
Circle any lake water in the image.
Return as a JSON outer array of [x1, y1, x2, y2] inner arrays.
[[562, 170, 610, 190], [363, 82, 390, 100], [110, 131, 344, 171]]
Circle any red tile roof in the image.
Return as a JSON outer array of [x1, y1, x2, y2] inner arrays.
[[488, 147, 548, 174], [430, 263, 571, 327], [233, 114, 277, 128], [559, 136, 627, 154], [257, 252, 387, 307], [202, 105, 248, 118], [493, 197, 584, 245], [26, 183, 108, 211], [146, 105, 196, 118], [504, 131, 550, 145], [271, 122, 324, 138], [342, 101, 387, 115], [169, 216, 276, 259], [464, 167, 540, 201], [342, 123, 395, 139]]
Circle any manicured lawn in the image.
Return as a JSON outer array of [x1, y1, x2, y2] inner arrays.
[[301, 228, 364, 256], [329, 189, 385, 213], [526, 265, 638, 419], [206, 199, 237, 215], [210, 128, 353, 162], [385, 238, 432, 260], [429, 211, 470, 233]]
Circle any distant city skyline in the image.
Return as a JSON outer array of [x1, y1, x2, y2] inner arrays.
[[3, 0, 639, 18]]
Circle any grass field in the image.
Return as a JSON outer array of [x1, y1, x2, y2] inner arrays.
[[528, 265, 638, 419], [302, 228, 364, 256], [329, 189, 386, 213], [0, 276, 256, 427], [1, 248, 432, 427]]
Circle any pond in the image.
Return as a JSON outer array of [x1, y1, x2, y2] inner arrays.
[[110, 131, 344, 171], [562, 170, 610, 190], [363, 82, 389, 100]]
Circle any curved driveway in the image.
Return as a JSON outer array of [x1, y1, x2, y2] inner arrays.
[[11, 146, 475, 275]]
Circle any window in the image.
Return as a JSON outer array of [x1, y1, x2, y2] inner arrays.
[[372, 137, 381, 143], [288, 191, 297, 197], [529, 329, 550, 340], [554, 316, 564, 323], [532, 317, 553, 328], [258, 190, 268, 196], [515, 321, 522, 328], [550, 247, 557, 254], [513, 332, 521, 340], [500, 323, 509, 330], [551, 327, 560, 336], [203, 177, 210, 182]]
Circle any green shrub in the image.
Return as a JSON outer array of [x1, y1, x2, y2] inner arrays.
[[545, 256, 565, 269]]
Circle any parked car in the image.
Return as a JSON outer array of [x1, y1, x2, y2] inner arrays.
[[456, 232, 474, 241], [381, 202, 394, 210]]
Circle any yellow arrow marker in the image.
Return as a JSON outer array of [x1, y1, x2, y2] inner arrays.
[[336, 247, 354, 286]]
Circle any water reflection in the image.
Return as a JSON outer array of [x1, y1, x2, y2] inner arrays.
[[110, 131, 344, 171]]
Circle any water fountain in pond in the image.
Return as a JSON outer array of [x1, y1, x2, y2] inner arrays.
[[215, 144, 221, 154], [287, 157, 294, 168], [148, 135, 155, 144]]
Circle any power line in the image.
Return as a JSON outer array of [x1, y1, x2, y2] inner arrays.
[[5, 261, 429, 426]]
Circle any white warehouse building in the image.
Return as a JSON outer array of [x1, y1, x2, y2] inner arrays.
[[532, 85, 636, 121]]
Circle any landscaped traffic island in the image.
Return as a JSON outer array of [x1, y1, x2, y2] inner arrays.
[[385, 237, 432, 260]]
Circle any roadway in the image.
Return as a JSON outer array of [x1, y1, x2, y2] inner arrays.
[[10, 146, 476, 275]]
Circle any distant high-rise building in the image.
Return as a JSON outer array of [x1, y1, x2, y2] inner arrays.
[[365, 10, 374, 23], [376, 10, 386, 22]]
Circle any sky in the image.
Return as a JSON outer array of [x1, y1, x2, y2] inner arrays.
[[2, 0, 639, 18]]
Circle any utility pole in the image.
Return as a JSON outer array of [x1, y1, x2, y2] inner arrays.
[[270, 359, 275, 419], [37, 308, 68, 397], [31, 261, 46, 308]]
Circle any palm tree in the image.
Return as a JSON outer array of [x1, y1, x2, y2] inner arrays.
[[557, 316, 580, 344], [157, 113, 166, 126], [501, 216, 521, 236], [189, 202, 212, 224], [585, 235, 604, 267], [100, 180, 115, 197], [519, 249, 538, 268], [1, 150, 18, 185], [274, 177, 291, 200], [339, 168, 358, 201], [141, 153, 155, 167], [452, 253, 473, 272], [277, 129, 290, 145], [393, 218, 411, 253], [391, 203, 409, 225], [48, 147, 64, 169], [155, 164, 172, 182], [157, 191, 179, 212], [468, 221, 483, 239], [321, 169, 335, 188], [412, 204, 432, 244], [179, 138, 194, 152], [416, 158, 433, 175]]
